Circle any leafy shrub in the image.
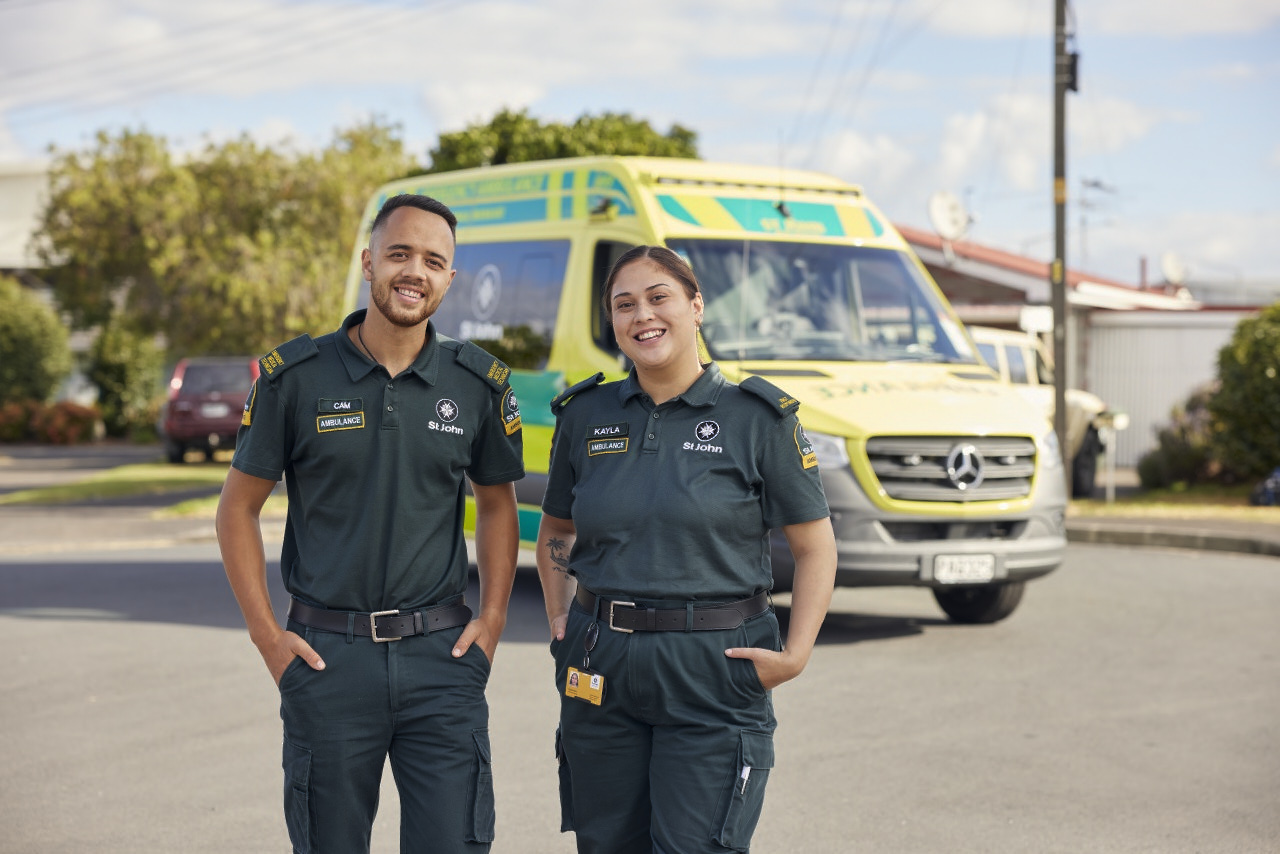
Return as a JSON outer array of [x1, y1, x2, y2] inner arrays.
[[0, 276, 73, 405], [0, 400, 42, 442], [86, 323, 164, 437], [29, 401, 101, 445], [1137, 382, 1248, 489], [1209, 302, 1280, 478]]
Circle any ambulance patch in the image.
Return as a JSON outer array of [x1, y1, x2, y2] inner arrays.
[[795, 422, 819, 469], [587, 437, 629, 456], [502, 387, 522, 436], [317, 412, 365, 432], [241, 382, 257, 427]]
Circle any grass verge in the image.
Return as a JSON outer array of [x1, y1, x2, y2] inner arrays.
[[0, 462, 231, 506], [1070, 482, 1279, 522]]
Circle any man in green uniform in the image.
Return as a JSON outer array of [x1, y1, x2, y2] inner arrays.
[[217, 194, 523, 854]]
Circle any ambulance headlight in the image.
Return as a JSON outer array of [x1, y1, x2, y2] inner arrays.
[[806, 430, 850, 470]]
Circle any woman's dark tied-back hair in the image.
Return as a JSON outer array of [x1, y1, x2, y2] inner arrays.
[[602, 245, 702, 322]]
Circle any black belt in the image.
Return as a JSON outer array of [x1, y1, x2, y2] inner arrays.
[[287, 599, 471, 643], [575, 588, 770, 633]]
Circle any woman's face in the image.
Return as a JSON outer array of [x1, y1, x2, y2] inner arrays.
[[609, 259, 704, 375]]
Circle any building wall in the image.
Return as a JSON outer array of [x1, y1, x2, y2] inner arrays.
[[0, 161, 49, 269], [1086, 310, 1251, 468]]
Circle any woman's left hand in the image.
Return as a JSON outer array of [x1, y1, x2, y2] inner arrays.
[[724, 646, 808, 691]]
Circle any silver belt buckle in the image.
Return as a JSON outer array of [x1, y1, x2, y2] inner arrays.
[[607, 600, 637, 633], [369, 609, 402, 643]]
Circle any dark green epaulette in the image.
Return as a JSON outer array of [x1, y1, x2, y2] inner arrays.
[[551, 372, 605, 416], [740, 375, 801, 419], [442, 339, 512, 393], [257, 334, 318, 382]]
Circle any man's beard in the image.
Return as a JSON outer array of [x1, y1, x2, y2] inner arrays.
[[370, 278, 438, 328]]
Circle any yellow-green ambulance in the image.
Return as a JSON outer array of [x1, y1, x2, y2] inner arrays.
[[344, 157, 1067, 623]]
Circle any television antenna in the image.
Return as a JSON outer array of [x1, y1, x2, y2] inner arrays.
[[928, 190, 972, 264], [1160, 252, 1188, 286]]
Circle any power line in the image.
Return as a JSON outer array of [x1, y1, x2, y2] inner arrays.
[[784, 0, 851, 156], [5, 1, 364, 84], [971, 0, 1037, 240], [802, 0, 875, 168], [5, 2, 383, 104], [6, 2, 450, 131], [813, 0, 908, 168]]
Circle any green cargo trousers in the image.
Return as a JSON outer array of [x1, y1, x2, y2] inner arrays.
[[278, 617, 494, 854], [552, 598, 780, 854]]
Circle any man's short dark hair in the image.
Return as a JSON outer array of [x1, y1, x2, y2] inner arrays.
[[371, 194, 458, 239]]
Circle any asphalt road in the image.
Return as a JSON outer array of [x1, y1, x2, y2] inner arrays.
[[2, 537, 1278, 853]]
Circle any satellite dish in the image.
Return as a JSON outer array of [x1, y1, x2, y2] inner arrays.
[[1161, 252, 1188, 285], [928, 191, 970, 242]]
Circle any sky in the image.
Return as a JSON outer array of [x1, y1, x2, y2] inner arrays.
[[2, 0, 1278, 287]]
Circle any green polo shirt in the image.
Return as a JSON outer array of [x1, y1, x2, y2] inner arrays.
[[542, 363, 828, 600], [232, 310, 524, 612]]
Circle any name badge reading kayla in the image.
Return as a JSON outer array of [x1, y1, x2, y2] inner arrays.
[[565, 666, 606, 705], [586, 422, 629, 456]]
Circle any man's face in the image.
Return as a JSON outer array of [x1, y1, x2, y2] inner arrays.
[[362, 206, 456, 328]]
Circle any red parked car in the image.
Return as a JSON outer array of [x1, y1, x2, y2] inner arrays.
[[159, 357, 259, 463]]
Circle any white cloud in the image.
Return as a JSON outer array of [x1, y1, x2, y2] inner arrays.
[[922, 0, 1045, 38], [818, 129, 918, 195], [1070, 95, 1172, 157], [0, 116, 23, 162], [1082, 0, 1280, 36], [1083, 209, 1280, 283]]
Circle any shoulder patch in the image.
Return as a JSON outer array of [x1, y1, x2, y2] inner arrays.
[[451, 340, 512, 392], [551, 372, 605, 415], [258, 334, 318, 381], [740, 376, 801, 419]]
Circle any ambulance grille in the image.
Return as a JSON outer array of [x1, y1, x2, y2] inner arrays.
[[864, 436, 1036, 503]]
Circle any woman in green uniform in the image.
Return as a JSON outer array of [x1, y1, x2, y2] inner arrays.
[[536, 245, 837, 853]]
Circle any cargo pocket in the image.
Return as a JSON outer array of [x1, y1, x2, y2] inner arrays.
[[466, 729, 496, 844], [282, 737, 313, 854], [554, 725, 575, 832], [713, 730, 775, 851]]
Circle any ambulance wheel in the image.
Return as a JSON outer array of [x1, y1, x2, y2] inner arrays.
[[933, 581, 1025, 624]]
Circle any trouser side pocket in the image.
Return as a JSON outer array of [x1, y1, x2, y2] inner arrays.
[[554, 725, 575, 832], [282, 736, 313, 854], [713, 729, 775, 851], [466, 729, 496, 844]]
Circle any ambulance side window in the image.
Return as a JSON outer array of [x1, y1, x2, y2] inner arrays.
[[434, 240, 570, 369], [591, 240, 634, 356], [1005, 345, 1029, 385]]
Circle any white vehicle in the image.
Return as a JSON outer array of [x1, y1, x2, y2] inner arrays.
[[968, 325, 1108, 497]]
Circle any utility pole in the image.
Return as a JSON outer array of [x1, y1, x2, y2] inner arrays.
[[1052, 0, 1076, 486]]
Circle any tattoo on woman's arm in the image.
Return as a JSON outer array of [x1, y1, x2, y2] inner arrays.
[[546, 537, 571, 575]]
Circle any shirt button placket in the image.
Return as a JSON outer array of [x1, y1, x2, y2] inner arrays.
[[383, 381, 398, 429], [642, 409, 661, 451]]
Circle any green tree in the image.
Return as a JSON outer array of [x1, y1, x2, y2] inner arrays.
[[1209, 301, 1280, 477], [37, 129, 181, 331], [86, 321, 164, 437], [427, 108, 698, 172], [36, 121, 418, 355], [0, 276, 73, 405]]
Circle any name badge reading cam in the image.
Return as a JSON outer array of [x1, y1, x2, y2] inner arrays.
[[565, 666, 606, 705]]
